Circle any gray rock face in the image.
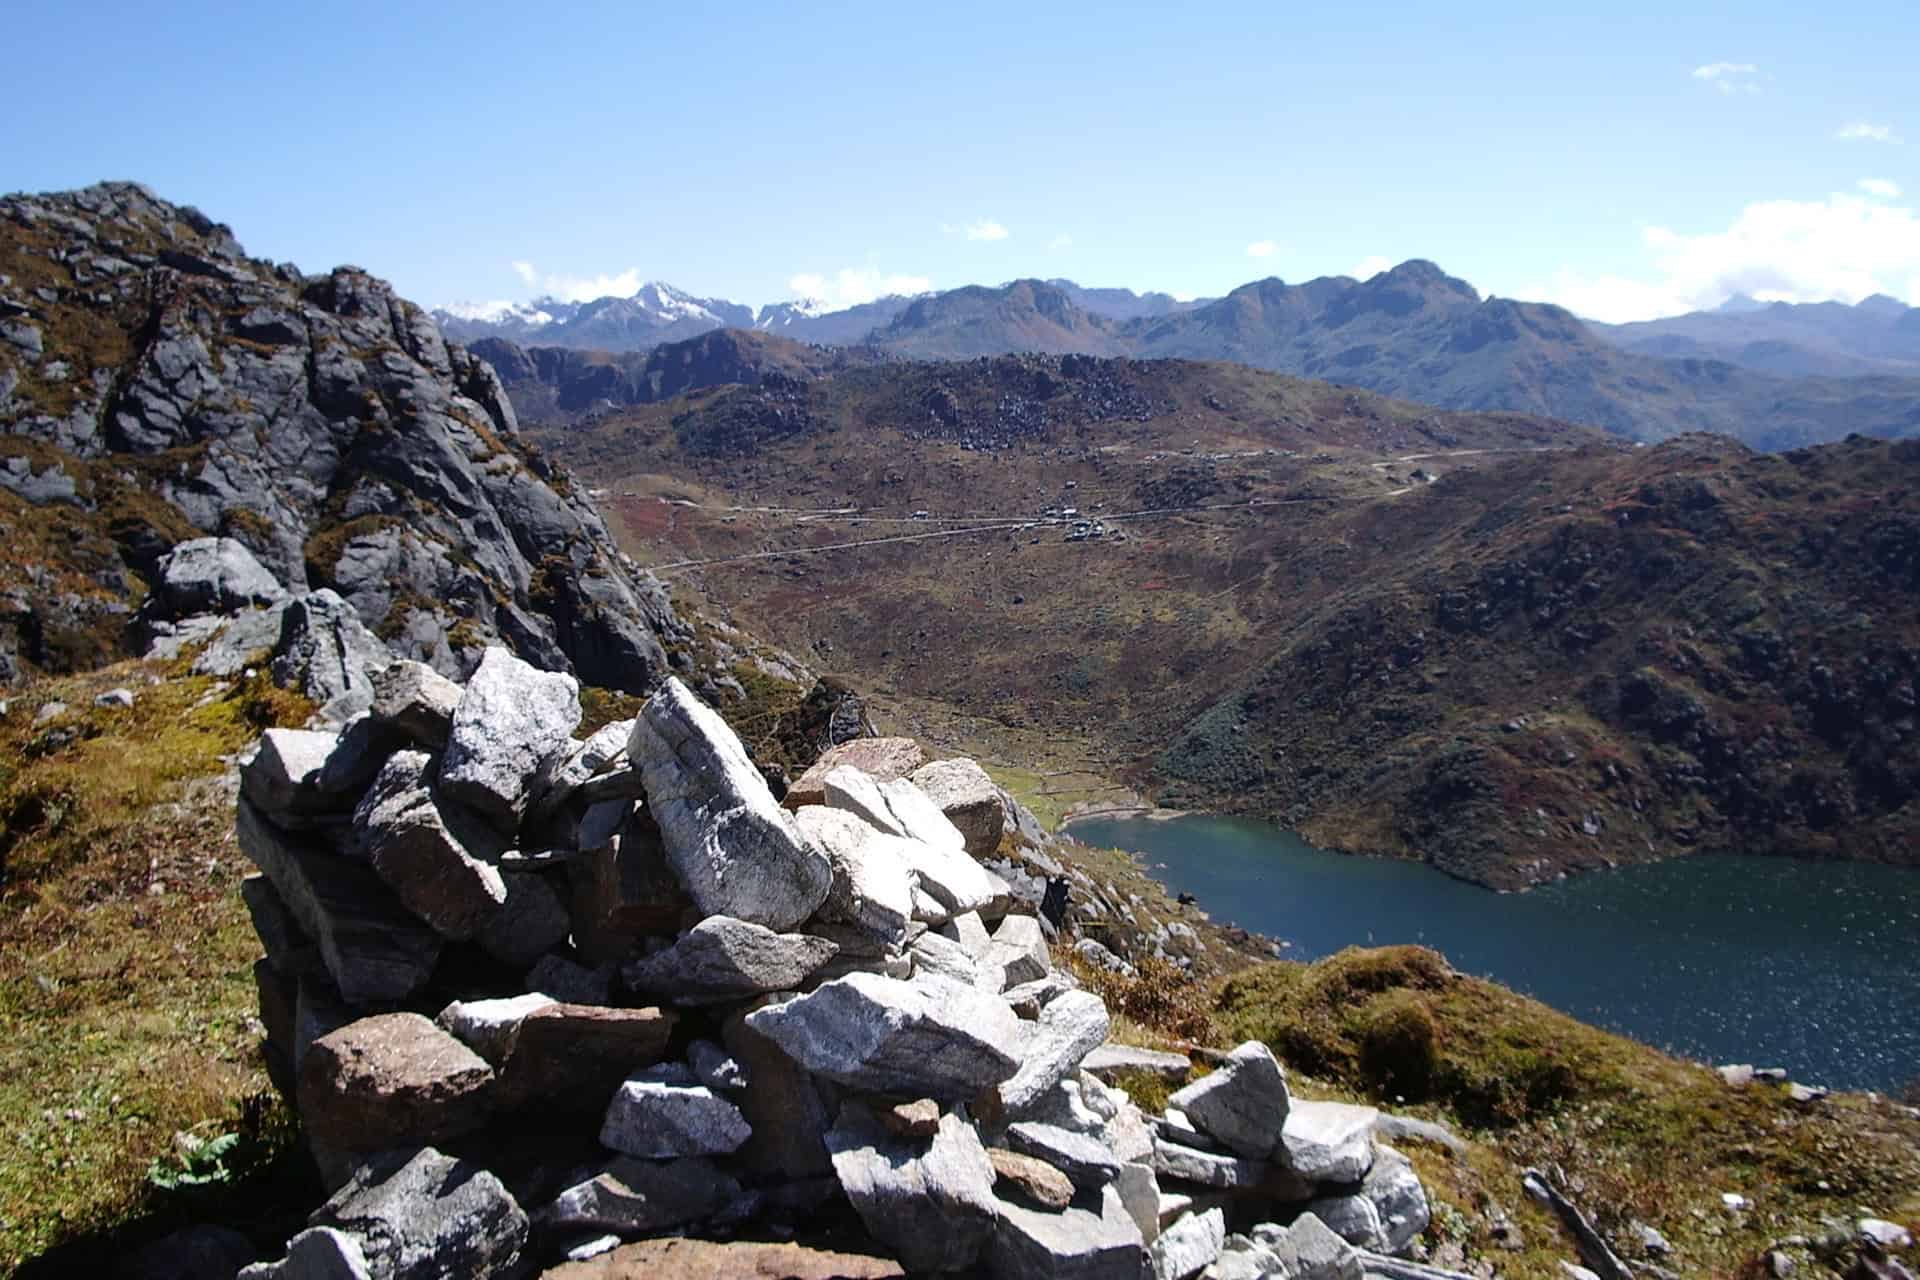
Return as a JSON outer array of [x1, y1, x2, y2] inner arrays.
[[624, 914, 839, 1003], [307, 1146, 527, 1280], [475, 869, 570, 968], [1359, 1145, 1430, 1254], [1149, 1137, 1275, 1191], [988, 1182, 1146, 1280], [909, 758, 1007, 858], [793, 804, 915, 950], [434, 993, 556, 1066], [827, 1104, 1001, 1275], [540, 1156, 741, 1235], [271, 591, 392, 723], [438, 647, 581, 828], [599, 1063, 753, 1158], [984, 913, 1051, 989], [155, 536, 284, 616], [744, 971, 1024, 1101], [238, 1226, 371, 1280], [1167, 1040, 1291, 1161], [237, 795, 441, 1004], [352, 751, 507, 940], [1006, 1122, 1123, 1189], [1280, 1100, 1378, 1185], [369, 660, 463, 749], [1153, 1208, 1226, 1280], [999, 989, 1112, 1113], [242, 728, 341, 817], [1251, 1213, 1363, 1280], [630, 678, 831, 931]]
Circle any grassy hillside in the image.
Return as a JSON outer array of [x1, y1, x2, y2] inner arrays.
[[532, 353, 1920, 887]]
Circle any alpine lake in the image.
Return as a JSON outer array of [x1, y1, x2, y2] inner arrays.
[[1067, 813, 1920, 1092]]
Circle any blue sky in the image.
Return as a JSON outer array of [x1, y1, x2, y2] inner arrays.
[[11, 1, 1917, 320]]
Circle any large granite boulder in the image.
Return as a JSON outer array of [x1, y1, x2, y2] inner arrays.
[[1167, 1040, 1291, 1161], [629, 678, 830, 931], [304, 1146, 527, 1279], [154, 535, 285, 616], [352, 751, 507, 940], [438, 646, 581, 828], [623, 914, 839, 1003], [826, 1104, 1000, 1275], [743, 972, 1024, 1101], [909, 758, 1007, 857]]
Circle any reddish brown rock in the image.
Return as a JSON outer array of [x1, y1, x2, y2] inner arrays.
[[297, 1012, 495, 1153], [497, 1003, 677, 1112], [989, 1147, 1075, 1210], [879, 1098, 941, 1138], [541, 1236, 905, 1279], [785, 738, 927, 810]]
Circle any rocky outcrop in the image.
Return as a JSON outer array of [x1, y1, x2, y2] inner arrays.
[[0, 182, 687, 690], [234, 664, 1438, 1277]]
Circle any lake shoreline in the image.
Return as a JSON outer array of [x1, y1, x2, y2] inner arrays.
[[1069, 811, 1920, 1092]]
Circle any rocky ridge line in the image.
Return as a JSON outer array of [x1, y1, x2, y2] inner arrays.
[[0, 181, 682, 691]]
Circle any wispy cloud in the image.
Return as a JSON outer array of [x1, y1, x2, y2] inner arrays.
[[1350, 255, 1392, 279], [1049, 233, 1074, 251], [1837, 121, 1902, 143], [1692, 61, 1760, 94], [1246, 240, 1277, 259], [943, 219, 1010, 242], [788, 267, 933, 308], [1527, 186, 1920, 322], [509, 261, 644, 302]]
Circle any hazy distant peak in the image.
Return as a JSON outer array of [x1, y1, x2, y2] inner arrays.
[[1713, 292, 1766, 314]]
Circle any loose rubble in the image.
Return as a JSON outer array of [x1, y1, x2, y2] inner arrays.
[[232, 658, 1439, 1277]]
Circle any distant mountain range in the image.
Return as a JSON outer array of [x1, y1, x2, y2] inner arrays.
[[1589, 292, 1920, 377], [441, 265, 1920, 449]]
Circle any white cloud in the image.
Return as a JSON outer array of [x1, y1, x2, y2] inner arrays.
[[1692, 61, 1760, 94], [1837, 121, 1901, 143], [1350, 255, 1392, 279], [787, 267, 933, 308], [966, 219, 1009, 241], [1049, 233, 1074, 250], [1246, 240, 1277, 259], [508, 261, 645, 302], [1528, 187, 1920, 322], [1860, 178, 1902, 198]]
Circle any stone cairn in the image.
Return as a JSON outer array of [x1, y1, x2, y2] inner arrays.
[[235, 646, 1439, 1279]]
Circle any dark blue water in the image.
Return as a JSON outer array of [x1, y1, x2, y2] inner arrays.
[[1068, 814, 1920, 1091]]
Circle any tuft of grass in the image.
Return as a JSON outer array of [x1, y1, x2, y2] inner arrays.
[[0, 661, 314, 1273]]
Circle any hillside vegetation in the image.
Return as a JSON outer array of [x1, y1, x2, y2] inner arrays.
[[535, 355, 1920, 887]]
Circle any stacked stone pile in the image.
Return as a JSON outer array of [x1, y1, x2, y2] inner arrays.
[[235, 647, 1439, 1279]]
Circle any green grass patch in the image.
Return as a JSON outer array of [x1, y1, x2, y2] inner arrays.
[[0, 661, 314, 1273]]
